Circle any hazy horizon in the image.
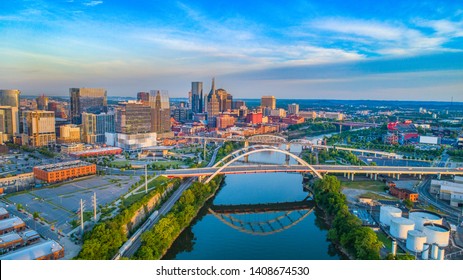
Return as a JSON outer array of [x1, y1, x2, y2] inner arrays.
[[1, 1, 463, 101]]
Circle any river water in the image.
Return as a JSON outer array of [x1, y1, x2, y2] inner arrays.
[[163, 145, 343, 260]]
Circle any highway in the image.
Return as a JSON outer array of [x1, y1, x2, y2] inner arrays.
[[162, 164, 463, 177]]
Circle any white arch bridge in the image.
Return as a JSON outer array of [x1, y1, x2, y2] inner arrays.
[[163, 145, 463, 182]]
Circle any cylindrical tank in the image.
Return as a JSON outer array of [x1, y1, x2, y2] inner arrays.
[[422, 243, 430, 260], [437, 247, 445, 260], [406, 230, 427, 252], [390, 217, 415, 239], [380, 206, 402, 226], [422, 223, 450, 247], [431, 243, 439, 260], [409, 210, 443, 231]]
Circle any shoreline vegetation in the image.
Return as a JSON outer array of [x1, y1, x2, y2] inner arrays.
[[310, 175, 382, 260], [132, 175, 224, 259]]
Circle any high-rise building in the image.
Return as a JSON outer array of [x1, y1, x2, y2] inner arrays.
[[207, 91, 220, 119], [21, 111, 56, 147], [57, 124, 81, 143], [261, 96, 276, 110], [36, 95, 49, 110], [70, 88, 107, 124], [246, 112, 263, 124], [288, 103, 299, 115], [115, 101, 151, 134], [191, 82, 203, 114], [0, 90, 20, 108], [48, 101, 68, 119], [216, 114, 236, 129], [0, 106, 19, 143], [81, 112, 115, 144], [149, 90, 171, 133], [137, 92, 149, 103], [232, 100, 246, 109], [173, 108, 189, 123], [217, 89, 232, 112]]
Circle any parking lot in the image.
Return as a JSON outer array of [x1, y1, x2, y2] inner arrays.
[[7, 175, 139, 234]]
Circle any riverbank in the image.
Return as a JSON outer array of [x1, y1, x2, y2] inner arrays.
[[132, 175, 224, 259], [309, 176, 382, 260]]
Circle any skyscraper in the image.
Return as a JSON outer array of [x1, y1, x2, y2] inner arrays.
[[191, 82, 203, 114], [149, 90, 171, 133], [115, 101, 152, 134], [36, 94, 49, 110], [0, 106, 19, 143], [0, 90, 20, 108], [216, 88, 232, 112], [81, 112, 115, 144], [70, 88, 107, 124], [261, 96, 276, 110], [21, 110, 56, 147], [288, 103, 299, 115]]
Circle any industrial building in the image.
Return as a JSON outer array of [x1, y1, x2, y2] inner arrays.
[[0, 240, 64, 260], [33, 160, 96, 183], [0, 208, 10, 220], [0, 229, 40, 254], [0, 217, 26, 235], [69, 147, 122, 158], [430, 179, 463, 207], [0, 173, 35, 194], [389, 185, 419, 202]]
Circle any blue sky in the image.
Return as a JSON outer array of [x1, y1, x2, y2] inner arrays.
[[1, 0, 462, 100]]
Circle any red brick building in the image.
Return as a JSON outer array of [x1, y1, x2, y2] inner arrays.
[[389, 185, 419, 202], [34, 160, 96, 183]]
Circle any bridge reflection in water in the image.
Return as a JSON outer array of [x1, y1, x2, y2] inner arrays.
[[208, 200, 315, 236]]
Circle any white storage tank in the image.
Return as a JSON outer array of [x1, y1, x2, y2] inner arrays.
[[422, 223, 450, 247], [406, 230, 427, 252], [380, 206, 402, 226], [390, 217, 415, 239], [409, 210, 443, 231]]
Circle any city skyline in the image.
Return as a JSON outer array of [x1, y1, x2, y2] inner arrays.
[[1, 1, 463, 101]]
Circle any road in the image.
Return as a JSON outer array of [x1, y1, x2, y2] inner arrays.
[[120, 145, 221, 258], [162, 164, 463, 177]]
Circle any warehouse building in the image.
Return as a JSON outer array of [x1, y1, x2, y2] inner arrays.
[[33, 160, 96, 183]]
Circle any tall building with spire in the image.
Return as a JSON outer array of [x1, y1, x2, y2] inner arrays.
[[149, 90, 171, 133]]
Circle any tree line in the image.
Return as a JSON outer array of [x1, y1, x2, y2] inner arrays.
[[133, 176, 224, 259], [312, 176, 382, 259]]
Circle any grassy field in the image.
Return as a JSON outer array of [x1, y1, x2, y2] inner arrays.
[[151, 160, 184, 167], [359, 192, 399, 201], [341, 180, 386, 192], [376, 230, 392, 250], [111, 160, 130, 167]]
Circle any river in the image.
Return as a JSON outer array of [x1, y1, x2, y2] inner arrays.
[[163, 144, 344, 260]]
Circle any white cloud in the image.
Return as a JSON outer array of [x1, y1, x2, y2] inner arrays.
[[83, 1, 103, 7]]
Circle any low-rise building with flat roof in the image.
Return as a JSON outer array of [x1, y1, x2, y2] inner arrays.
[[0, 217, 26, 235], [69, 147, 122, 158], [0, 207, 9, 220], [0, 240, 64, 260], [33, 160, 96, 183], [0, 232, 22, 254]]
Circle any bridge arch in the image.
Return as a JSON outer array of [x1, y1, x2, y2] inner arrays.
[[208, 208, 314, 236], [205, 145, 323, 184]]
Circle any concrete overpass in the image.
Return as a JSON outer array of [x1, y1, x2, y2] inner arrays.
[[162, 164, 463, 181]]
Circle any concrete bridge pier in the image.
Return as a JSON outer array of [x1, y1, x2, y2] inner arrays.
[[419, 174, 422, 180], [396, 174, 400, 180], [244, 140, 249, 163], [343, 172, 347, 178], [374, 174, 378, 181], [437, 173, 441, 180], [351, 173, 355, 181]]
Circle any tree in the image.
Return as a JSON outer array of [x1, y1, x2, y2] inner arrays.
[[33, 212, 40, 219], [403, 199, 414, 209]]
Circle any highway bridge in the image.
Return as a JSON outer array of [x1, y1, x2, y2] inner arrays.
[[162, 164, 463, 181], [182, 134, 399, 158]]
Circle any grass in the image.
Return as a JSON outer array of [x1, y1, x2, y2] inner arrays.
[[376, 230, 392, 250], [122, 192, 146, 208], [450, 156, 463, 163], [110, 160, 130, 167], [341, 180, 386, 192], [360, 192, 399, 201], [151, 160, 184, 167]]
